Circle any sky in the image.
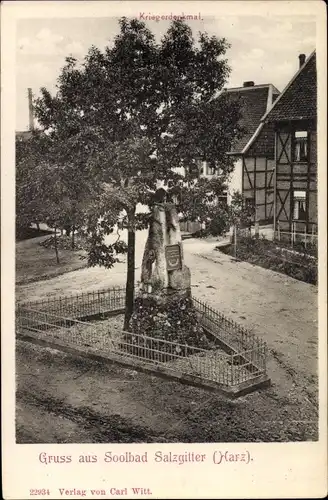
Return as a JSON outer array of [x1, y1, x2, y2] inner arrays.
[[15, 14, 316, 131]]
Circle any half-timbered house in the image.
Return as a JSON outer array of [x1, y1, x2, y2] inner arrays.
[[225, 82, 280, 225], [256, 51, 317, 237], [180, 81, 280, 233]]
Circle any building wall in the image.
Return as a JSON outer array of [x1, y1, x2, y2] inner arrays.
[[274, 120, 317, 233], [242, 156, 275, 224], [227, 158, 243, 204]]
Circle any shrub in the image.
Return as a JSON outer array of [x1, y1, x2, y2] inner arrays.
[[218, 236, 317, 285], [126, 295, 215, 358]]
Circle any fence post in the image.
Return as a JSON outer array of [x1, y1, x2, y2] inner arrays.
[[234, 225, 237, 259], [254, 205, 259, 239], [278, 221, 280, 241]]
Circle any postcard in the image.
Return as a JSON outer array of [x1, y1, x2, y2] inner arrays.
[[1, 1, 327, 498]]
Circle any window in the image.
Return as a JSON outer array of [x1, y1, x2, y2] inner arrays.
[[206, 161, 216, 176], [196, 159, 204, 176], [293, 190, 307, 220], [197, 160, 216, 176], [244, 197, 255, 212], [218, 192, 228, 206], [293, 131, 308, 162]]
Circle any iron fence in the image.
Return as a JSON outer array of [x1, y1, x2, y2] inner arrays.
[[192, 297, 267, 374], [179, 220, 202, 234], [16, 305, 265, 387], [16, 287, 268, 388], [275, 221, 318, 248], [19, 286, 126, 319]]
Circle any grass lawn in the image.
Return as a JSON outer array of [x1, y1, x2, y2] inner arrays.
[[16, 234, 87, 285]]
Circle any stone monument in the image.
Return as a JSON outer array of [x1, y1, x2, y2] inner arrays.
[[130, 188, 209, 349], [140, 189, 191, 302]]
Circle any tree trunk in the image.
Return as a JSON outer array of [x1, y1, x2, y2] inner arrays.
[[54, 227, 60, 264], [71, 225, 75, 250], [123, 209, 136, 331], [36, 222, 40, 232]]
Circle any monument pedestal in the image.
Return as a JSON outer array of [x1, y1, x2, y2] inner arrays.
[[131, 289, 208, 349]]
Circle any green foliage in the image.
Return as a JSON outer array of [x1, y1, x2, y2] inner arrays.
[[32, 17, 243, 243], [274, 236, 317, 258], [177, 177, 231, 236], [229, 191, 255, 228], [86, 233, 128, 269], [16, 132, 51, 231], [185, 190, 255, 239], [28, 17, 243, 325], [206, 205, 231, 236], [219, 236, 317, 285], [40, 234, 86, 251], [131, 295, 215, 350], [15, 131, 97, 234]]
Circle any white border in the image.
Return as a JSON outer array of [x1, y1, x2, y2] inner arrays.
[[1, 2, 327, 499]]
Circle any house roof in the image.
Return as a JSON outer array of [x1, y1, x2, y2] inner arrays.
[[261, 51, 316, 123], [222, 84, 280, 154], [242, 51, 316, 155]]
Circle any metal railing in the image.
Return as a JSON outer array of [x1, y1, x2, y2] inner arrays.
[[192, 297, 267, 375], [19, 286, 126, 319], [179, 220, 202, 234], [19, 288, 267, 366], [16, 305, 265, 387], [275, 221, 318, 248]]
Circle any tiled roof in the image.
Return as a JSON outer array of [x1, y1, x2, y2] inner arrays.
[[222, 85, 279, 153], [264, 52, 316, 122], [246, 121, 276, 158]]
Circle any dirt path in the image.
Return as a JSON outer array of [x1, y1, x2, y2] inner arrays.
[[16, 340, 317, 443], [182, 242, 318, 406], [16, 236, 318, 442], [16, 237, 318, 397]]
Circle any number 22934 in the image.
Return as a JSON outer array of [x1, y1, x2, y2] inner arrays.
[[30, 489, 50, 496]]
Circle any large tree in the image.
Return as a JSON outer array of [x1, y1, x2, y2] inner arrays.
[[16, 133, 46, 236], [33, 18, 243, 328], [16, 130, 101, 260]]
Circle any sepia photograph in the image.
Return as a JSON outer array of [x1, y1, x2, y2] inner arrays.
[[14, 11, 319, 448]]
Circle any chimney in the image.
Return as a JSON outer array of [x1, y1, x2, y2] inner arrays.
[[243, 81, 255, 88], [27, 88, 34, 131], [299, 54, 306, 68]]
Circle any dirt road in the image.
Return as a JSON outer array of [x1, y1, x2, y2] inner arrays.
[[16, 236, 318, 442], [16, 339, 317, 443], [17, 237, 318, 392]]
